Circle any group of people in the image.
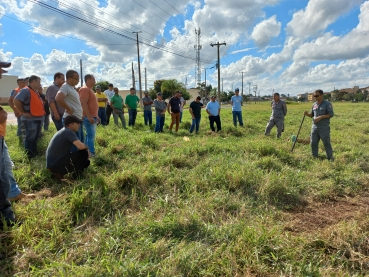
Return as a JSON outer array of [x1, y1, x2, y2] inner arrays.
[[0, 61, 334, 229]]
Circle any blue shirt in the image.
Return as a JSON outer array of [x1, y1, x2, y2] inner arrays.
[[206, 101, 220, 116], [231, 95, 243, 111]]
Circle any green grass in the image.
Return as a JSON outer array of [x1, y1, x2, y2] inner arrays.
[[1, 102, 369, 276]]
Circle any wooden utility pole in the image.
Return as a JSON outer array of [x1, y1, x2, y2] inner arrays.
[[210, 42, 226, 105], [133, 31, 143, 108], [131, 62, 135, 89], [144, 67, 147, 91]]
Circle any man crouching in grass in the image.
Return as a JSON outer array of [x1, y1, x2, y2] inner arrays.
[[46, 115, 90, 180]]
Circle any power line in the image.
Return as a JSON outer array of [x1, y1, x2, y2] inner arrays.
[[149, 0, 182, 28], [163, 0, 199, 29]]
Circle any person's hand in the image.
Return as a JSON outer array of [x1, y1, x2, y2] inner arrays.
[[114, 109, 118, 114], [314, 116, 321, 123], [304, 111, 309, 116], [14, 111, 21, 117], [192, 116, 195, 119], [88, 116, 94, 124], [96, 118, 101, 124], [66, 108, 73, 115], [23, 112, 32, 118]]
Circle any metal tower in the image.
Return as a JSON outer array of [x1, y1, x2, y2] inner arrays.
[[194, 28, 202, 88]]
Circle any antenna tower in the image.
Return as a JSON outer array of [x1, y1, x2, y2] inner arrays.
[[194, 28, 202, 88]]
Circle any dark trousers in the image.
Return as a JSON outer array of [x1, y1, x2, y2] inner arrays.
[[144, 110, 152, 125], [0, 138, 15, 223], [21, 119, 42, 158], [98, 107, 107, 125], [106, 105, 113, 125], [209, 115, 221, 132], [52, 114, 64, 131], [128, 109, 137, 126], [49, 149, 90, 177]]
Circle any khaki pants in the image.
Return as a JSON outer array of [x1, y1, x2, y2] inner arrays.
[[169, 112, 180, 132]]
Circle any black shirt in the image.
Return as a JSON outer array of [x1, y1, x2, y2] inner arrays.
[[169, 97, 181, 113], [190, 101, 203, 118]]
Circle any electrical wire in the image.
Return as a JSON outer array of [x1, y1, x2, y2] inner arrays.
[[163, 0, 199, 29]]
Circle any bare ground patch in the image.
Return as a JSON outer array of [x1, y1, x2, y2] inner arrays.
[[283, 194, 369, 233]]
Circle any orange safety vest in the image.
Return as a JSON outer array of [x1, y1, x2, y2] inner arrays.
[[28, 87, 46, 117]]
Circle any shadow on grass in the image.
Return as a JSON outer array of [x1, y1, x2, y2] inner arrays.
[[0, 232, 15, 277]]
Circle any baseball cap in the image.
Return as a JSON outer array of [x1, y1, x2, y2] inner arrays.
[[64, 115, 83, 126], [95, 85, 101, 89], [211, 95, 216, 98], [157, 92, 163, 96], [235, 88, 239, 92], [0, 61, 11, 68], [144, 91, 148, 94]]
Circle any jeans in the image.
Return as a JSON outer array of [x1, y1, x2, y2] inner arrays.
[[21, 119, 42, 158], [16, 116, 22, 137], [180, 111, 183, 123], [42, 114, 50, 131], [113, 110, 126, 128], [155, 116, 165, 133], [49, 149, 90, 178], [106, 105, 113, 125], [83, 117, 97, 155], [144, 110, 152, 125], [128, 109, 137, 126], [232, 111, 243, 127], [98, 107, 107, 125], [4, 142, 21, 199], [189, 118, 201, 133], [52, 114, 64, 131], [169, 112, 180, 132], [0, 138, 15, 223], [209, 115, 221, 132]]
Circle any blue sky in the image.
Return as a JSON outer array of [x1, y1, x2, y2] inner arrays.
[[0, 0, 368, 95]]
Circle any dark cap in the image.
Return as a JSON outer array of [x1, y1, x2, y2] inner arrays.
[[235, 88, 239, 92], [95, 85, 101, 89], [144, 91, 148, 94], [108, 83, 113, 87], [211, 95, 216, 98], [0, 61, 11, 68], [64, 115, 83, 126], [157, 92, 163, 96]]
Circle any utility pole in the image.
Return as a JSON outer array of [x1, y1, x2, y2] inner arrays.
[[133, 31, 143, 108], [144, 67, 147, 91], [80, 59, 83, 87], [240, 71, 246, 97], [194, 28, 202, 88], [253, 85, 258, 104], [211, 41, 226, 105], [221, 78, 223, 93], [203, 65, 215, 99], [131, 62, 135, 89]]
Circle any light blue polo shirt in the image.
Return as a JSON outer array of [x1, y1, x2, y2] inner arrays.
[[206, 101, 220, 116], [231, 95, 243, 111]]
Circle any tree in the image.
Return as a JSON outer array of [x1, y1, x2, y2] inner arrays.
[[93, 81, 109, 92], [148, 88, 157, 100], [154, 79, 166, 92], [161, 79, 186, 99]]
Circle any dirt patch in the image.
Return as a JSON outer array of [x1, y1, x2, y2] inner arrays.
[[283, 194, 369, 233]]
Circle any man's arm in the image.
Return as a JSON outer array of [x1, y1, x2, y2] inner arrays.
[[80, 96, 94, 124], [73, 140, 89, 150], [283, 102, 287, 116], [46, 87, 61, 120], [56, 92, 73, 115], [167, 99, 172, 114], [0, 106, 7, 124], [189, 106, 195, 119], [8, 91, 20, 117], [13, 99, 31, 118]]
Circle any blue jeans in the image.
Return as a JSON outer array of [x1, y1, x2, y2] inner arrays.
[[128, 109, 137, 126], [0, 138, 15, 223], [155, 116, 165, 132], [98, 107, 107, 125], [83, 117, 97, 155], [144, 110, 152, 125], [232, 111, 243, 127], [4, 142, 21, 199], [42, 114, 50, 131], [21, 119, 42, 158], [52, 114, 64, 131], [189, 118, 201, 133], [180, 111, 183, 123]]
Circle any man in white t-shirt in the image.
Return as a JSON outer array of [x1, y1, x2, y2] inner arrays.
[[56, 70, 84, 143], [104, 83, 115, 125]]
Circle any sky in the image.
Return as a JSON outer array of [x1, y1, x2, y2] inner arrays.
[[0, 0, 368, 96]]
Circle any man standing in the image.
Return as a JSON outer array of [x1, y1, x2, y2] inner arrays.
[[14, 75, 45, 158], [189, 96, 204, 134], [39, 87, 50, 132], [142, 91, 153, 126], [8, 78, 26, 138], [265, 93, 287, 138], [46, 115, 90, 180], [206, 95, 221, 132], [304, 89, 334, 161], [231, 88, 244, 127], [80, 74, 99, 157], [125, 87, 140, 127], [95, 85, 108, 125], [46, 72, 65, 131], [179, 92, 186, 123], [167, 91, 181, 132], [104, 83, 115, 125], [0, 60, 16, 229], [154, 92, 166, 133], [55, 70, 84, 142], [110, 87, 126, 129]]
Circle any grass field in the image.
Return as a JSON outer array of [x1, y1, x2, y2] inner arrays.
[[1, 101, 369, 276]]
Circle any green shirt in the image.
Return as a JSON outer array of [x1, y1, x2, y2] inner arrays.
[[111, 94, 124, 110], [125, 94, 140, 109]]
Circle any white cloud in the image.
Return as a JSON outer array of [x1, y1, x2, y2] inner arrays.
[[230, 48, 256, 54], [286, 0, 362, 37], [251, 15, 281, 49]]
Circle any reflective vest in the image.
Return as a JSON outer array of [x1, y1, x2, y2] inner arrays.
[[28, 87, 46, 117]]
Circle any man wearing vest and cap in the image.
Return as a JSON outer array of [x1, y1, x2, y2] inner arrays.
[[0, 61, 17, 229], [8, 78, 26, 138], [14, 75, 46, 159], [46, 115, 90, 180]]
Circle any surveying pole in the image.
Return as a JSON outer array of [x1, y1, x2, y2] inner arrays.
[[210, 42, 226, 105]]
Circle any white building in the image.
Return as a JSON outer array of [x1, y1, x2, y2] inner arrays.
[[0, 75, 18, 104]]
